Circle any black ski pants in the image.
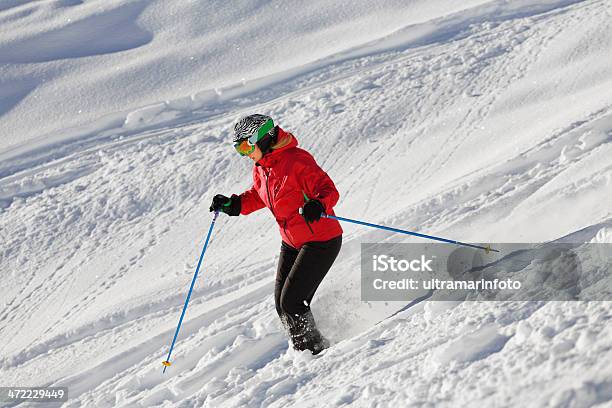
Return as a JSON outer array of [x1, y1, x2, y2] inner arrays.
[[275, 235, 342, 317]]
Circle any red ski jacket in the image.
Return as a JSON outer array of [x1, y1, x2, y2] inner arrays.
[[239, 127, 343, 249]]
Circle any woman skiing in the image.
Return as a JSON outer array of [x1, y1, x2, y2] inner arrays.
[[209, 114, 342, 355]]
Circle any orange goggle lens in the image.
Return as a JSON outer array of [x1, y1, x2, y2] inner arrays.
[[234, 139, 256, 156]]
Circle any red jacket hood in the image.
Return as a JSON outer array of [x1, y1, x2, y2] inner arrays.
[[256, 127, 298, 168]]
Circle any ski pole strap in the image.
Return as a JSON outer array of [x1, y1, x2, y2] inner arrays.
[[322, 213, 498, 253]]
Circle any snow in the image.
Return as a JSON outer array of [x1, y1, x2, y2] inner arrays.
[[1, 0, 612, 407], [0, 0, 494, 151], [432, 324, 510, 364]]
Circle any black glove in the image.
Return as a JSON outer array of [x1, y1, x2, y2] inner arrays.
[[209, 194, 241, 216], [301, 199, 324, 223]]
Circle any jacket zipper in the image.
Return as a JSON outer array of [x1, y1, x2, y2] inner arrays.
[[264, 169, 297, 248]]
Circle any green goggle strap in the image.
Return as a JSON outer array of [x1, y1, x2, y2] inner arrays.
[[254, 119, 274, 143], [239, 119, 275, 146]]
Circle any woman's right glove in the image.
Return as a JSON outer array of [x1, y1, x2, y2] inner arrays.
[[209, 194, 241, 216], [301, 199, 324, 223]]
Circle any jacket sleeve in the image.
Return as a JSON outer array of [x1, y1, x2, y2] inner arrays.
[[296, 153, 340, 213], [239, 185, 265, 215], [239, 170, 266, 215]]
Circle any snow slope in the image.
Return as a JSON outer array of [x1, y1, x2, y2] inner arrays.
[[0, 0, 494, 150], [1, 0, 612, 407]]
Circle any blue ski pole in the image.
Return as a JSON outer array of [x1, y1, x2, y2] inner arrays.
[[320, 213, 498, 253], [162, 211, 220, 373]]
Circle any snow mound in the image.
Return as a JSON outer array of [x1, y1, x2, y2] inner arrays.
[[433, 324, 510, 364]]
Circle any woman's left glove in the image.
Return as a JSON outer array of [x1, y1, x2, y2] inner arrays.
[[209, 194, 241, 216], [302, 199, 324, 222]]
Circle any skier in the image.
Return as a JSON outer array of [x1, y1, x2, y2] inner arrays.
[[209, 114, 342, 355]]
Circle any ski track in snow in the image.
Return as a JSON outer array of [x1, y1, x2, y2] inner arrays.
[[1, 0, 612, 407]]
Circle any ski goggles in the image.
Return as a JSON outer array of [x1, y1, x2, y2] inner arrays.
[[233, 119, 274, 156]]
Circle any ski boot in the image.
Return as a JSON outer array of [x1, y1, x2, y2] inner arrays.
[[281, 310, 329, 355]]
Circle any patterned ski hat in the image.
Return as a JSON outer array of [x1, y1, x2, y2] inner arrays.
[[233, 114, 275, 143]]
